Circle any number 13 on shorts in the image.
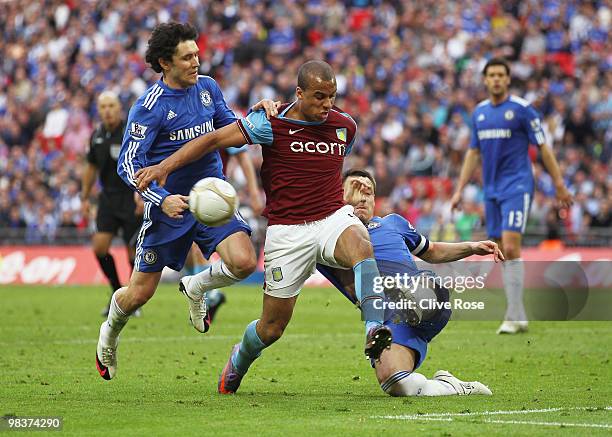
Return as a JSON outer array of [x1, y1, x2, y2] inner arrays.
[[503, 193, 531, 234], [485, 193, 532, 238]]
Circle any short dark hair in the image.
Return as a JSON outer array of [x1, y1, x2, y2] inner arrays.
[[297, 60, 335, 90], [343, 168, 377, 191], [482, 57, 511, 76], [145, 22, 198, 73]]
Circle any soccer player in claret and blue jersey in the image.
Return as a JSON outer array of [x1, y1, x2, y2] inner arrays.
[[451, 58, 572, 335], [134, 60, 393, 393], [318, 169, 500, 396], [95, 22, 278, 381]]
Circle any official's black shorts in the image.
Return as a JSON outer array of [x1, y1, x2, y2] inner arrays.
[[96, 192, 142, 246]]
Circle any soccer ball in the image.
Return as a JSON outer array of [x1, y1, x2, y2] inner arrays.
[[189, 177, 238, 227]]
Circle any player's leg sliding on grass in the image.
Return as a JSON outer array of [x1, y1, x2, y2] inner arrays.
[[313, 169, 501, 396], [377, 344, 491, 397]]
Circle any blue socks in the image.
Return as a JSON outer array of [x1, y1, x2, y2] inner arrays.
[[231, 320, 266, 376], [353, 258, 384, 333]]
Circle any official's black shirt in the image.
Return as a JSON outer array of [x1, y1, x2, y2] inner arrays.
[[87, 121, 132, 195]]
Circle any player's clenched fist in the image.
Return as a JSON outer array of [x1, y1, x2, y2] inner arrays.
[[469, 240, 504, 263], [135, 164, 169, 191], [161, 194, 189, 219]]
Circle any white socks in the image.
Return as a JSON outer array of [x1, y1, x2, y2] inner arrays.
[[381, 371, 457, 396], [188, 260, 241, 296], [106, 288, 130, 339], [502, 258, 527, 322]]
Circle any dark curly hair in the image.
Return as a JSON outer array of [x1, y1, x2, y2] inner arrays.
[[145, 22, 198, 73]]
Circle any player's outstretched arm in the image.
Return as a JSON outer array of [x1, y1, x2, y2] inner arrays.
[[450, 148, 481, 211], [134, 123, 247, 190], [540, 144, 573, 209], [419, 240, 504, 263]]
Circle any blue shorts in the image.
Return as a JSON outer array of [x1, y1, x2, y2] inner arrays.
[[484, 192, 532, 239], [135, 213, 251, 273], [379, 312, 451, 370]]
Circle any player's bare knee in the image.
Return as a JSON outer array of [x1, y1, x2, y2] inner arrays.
[[354, 235, 374, 260], [503, 244, 521, 260], [226, 252, 257, 279], [125, 284, 154, 309], [259, 320, 287, 345]]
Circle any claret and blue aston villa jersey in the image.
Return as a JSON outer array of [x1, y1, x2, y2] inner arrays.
[[117, 76, 236, 237], [236, 102, 357, 225], [470, 94, 546, 200]]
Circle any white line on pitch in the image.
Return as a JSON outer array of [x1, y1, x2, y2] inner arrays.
[[377, 416, 612, 429], [484, 419, 612, 429], [375, 405, 611, 420]]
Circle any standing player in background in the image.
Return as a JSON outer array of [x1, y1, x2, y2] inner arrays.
[[451, 58, 572, 334], [81, 91, 143, 317], [320, 170, 500, 396], [134, 60, 392, 394], [95, 22, 278, 380]]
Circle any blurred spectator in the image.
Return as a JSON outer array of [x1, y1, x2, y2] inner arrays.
[[0, 0, 609, 246]]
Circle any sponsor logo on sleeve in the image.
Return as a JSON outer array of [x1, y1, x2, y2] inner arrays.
[[200, 90, 212, 107], [129, 122, 148, 140], [530, 118, 542, 131]]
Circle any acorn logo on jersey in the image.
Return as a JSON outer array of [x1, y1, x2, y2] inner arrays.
[[289, 141, 346, 156], [129, 122, 148, 140]]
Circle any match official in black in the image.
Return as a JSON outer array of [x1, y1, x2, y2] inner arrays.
[[81, 91, 142, 316]]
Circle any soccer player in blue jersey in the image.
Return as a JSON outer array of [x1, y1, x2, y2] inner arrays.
[[451, 58, 572, 334], [318, 169, 500, 396], [95, 22, 278, 380]]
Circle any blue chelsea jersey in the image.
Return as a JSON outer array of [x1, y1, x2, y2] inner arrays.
[[318, 214, 430, 305], [367, 214, 430, 277], [117, 76, 236, 210], [470, 95, 546, 200]]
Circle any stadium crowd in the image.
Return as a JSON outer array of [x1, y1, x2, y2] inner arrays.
[[0, 0, 610, 246]]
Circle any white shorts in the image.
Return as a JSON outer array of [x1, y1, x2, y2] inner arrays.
[[263, 205, 364, 298]]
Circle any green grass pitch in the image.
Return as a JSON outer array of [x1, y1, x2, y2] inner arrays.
[[1, 285, 610, 435]]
